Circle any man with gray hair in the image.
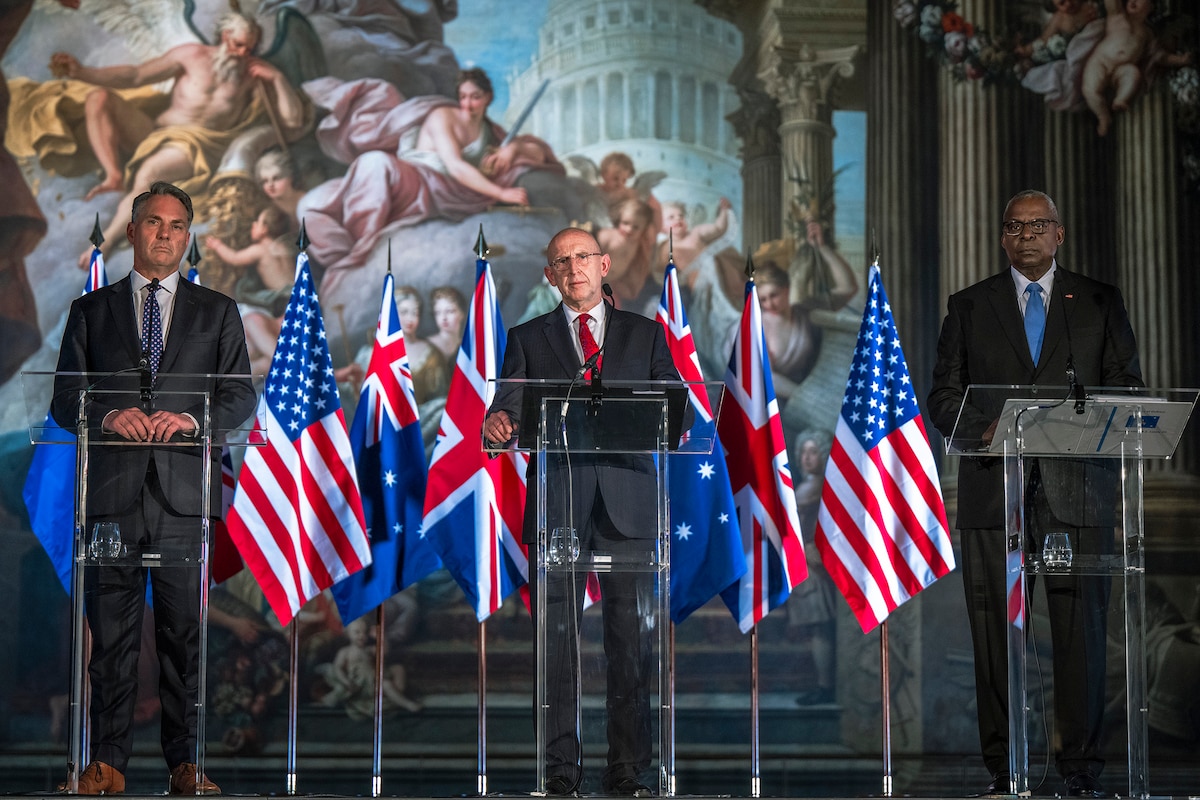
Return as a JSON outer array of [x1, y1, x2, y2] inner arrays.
[[52, 181, 254, 794], [929, 189, 1143, 798]]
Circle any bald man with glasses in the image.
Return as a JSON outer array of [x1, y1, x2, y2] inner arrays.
[[484, 228, 684, 797], [929, 190, 1143, 798]]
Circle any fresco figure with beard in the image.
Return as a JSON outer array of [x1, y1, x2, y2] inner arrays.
[[41, 12, 309, 267]]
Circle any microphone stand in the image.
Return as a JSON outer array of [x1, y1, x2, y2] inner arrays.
[[588, 285, 615, 416]]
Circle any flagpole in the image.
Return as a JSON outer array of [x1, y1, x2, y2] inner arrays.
[[477, 620, 488, 796], [880, 620, 893, 797], [873, 247, 894, 799], [668, 623, 677, 796], [750, 625, 760, 799], [287, 618, 300, 795], [372, 604, 386, 797]]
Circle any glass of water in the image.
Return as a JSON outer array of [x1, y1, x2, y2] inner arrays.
[[1042, 531, 1073, 570], [548, 526, 579, 566], [89, 522, 123, 560]]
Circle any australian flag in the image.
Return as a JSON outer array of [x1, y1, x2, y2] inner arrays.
[[422, 250, 528, 621], [332, 273, 441, 623], [656, 260, 746, 623]]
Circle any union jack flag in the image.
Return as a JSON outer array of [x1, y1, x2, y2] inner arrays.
[[422, 253, 528, 621], [332, 272, 441, 623], [226, 252, 371, 625], [814, 265, 954, 633], [656, 260, 745, 624], [717, 274, 807, 633], [182, 263, 243, 584]]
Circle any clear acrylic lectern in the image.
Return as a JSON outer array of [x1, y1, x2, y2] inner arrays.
[[489, 378, 708, 797], [21, 370, 259, 794], [947, 385, 1198, 799]]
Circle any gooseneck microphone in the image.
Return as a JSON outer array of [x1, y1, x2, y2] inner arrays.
[[140, 350, 153, 404], [587, 284, 615, 413], [1058, 281, 1086, 415]]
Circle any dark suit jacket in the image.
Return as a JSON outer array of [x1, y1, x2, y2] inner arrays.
[[51, 273, 255, 518], [928, 266, 1143, 530], [489, 303, 683, 544]]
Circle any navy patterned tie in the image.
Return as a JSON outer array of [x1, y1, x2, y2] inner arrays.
[[142, 280, 163, 380], [1024, 283, 1045, 363]]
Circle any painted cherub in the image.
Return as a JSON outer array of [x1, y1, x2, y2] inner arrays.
[[319, 618, 422, 719], [1018, 0, 1100, 61], [1082, 0, 1192, 135], [598, 196, 656, 307], [1045, 0, 1101, 38]]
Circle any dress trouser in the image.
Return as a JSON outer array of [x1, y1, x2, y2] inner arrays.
[[85, 460, 202, 773], [533, 463, 653, 790], [960, 467, 1110, 779]]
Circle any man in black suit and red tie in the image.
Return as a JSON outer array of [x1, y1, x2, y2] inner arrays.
[[52, 181, 255, 794], [929, 190, 1143, 799], [483, 227, 681, 796]]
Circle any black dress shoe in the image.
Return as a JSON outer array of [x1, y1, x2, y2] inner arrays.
[[971, 773, 1010, 796], [544, 776, 577, 796], [606, 777, 654, 797], [1065, 772, 1106, 798]]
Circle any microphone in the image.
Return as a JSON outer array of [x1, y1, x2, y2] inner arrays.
[[573, 288, 613, 382], [588, 288, 616, 414], [1067, 355, 1085, 415], [1058, 281, 1086, 415], [576, 349, 602, 381], [140, 349, 153, 404]]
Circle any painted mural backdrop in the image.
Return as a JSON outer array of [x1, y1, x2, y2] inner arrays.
[[3, 0, 1197, 795], [0, 0, 879, 788]]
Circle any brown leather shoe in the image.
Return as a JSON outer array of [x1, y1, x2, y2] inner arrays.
[[59, 761, 126, 794], [169, 763, 221, 795]]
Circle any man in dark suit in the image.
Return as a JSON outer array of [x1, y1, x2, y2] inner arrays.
[[929, 190, 1143, 799], [483, 228, 681, 797], [51, 181, 255, 794]]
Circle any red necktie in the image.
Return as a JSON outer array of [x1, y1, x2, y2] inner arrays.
[[578, 312, 600, 378]]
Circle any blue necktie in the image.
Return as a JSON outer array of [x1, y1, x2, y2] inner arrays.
[[1024, 283, 1045, 363], [142, 281, 163, 380]]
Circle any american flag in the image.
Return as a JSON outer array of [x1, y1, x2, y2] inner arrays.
[[717, 275, 807, 633], [332, 273, 441, 623], [225, 252, 371, 626], [814, 265, 954, 633], [656, 260, 745, 624], [422, 253, 528, 621], [23, 250, 108, 593]]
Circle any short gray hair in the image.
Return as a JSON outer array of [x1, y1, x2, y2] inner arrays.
[[131, 181, 193, 225], [1004, 189, 1060, 223]]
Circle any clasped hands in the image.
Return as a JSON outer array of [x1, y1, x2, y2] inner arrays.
[[105, 408, 196, 442], [482, 411, 518, 446]]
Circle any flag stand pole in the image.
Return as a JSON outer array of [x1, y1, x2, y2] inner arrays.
[[372, 604, 387, 797], [880, 620, 893, 797], [668, 623, 677, 797], [750, 625, 761, 799], [287, 618, 300, 795], [478, 620, 488, 796]]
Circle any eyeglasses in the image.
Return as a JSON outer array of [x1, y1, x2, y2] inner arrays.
[[547, 252, 601, 272], [1003, 218, 1058, 236]]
